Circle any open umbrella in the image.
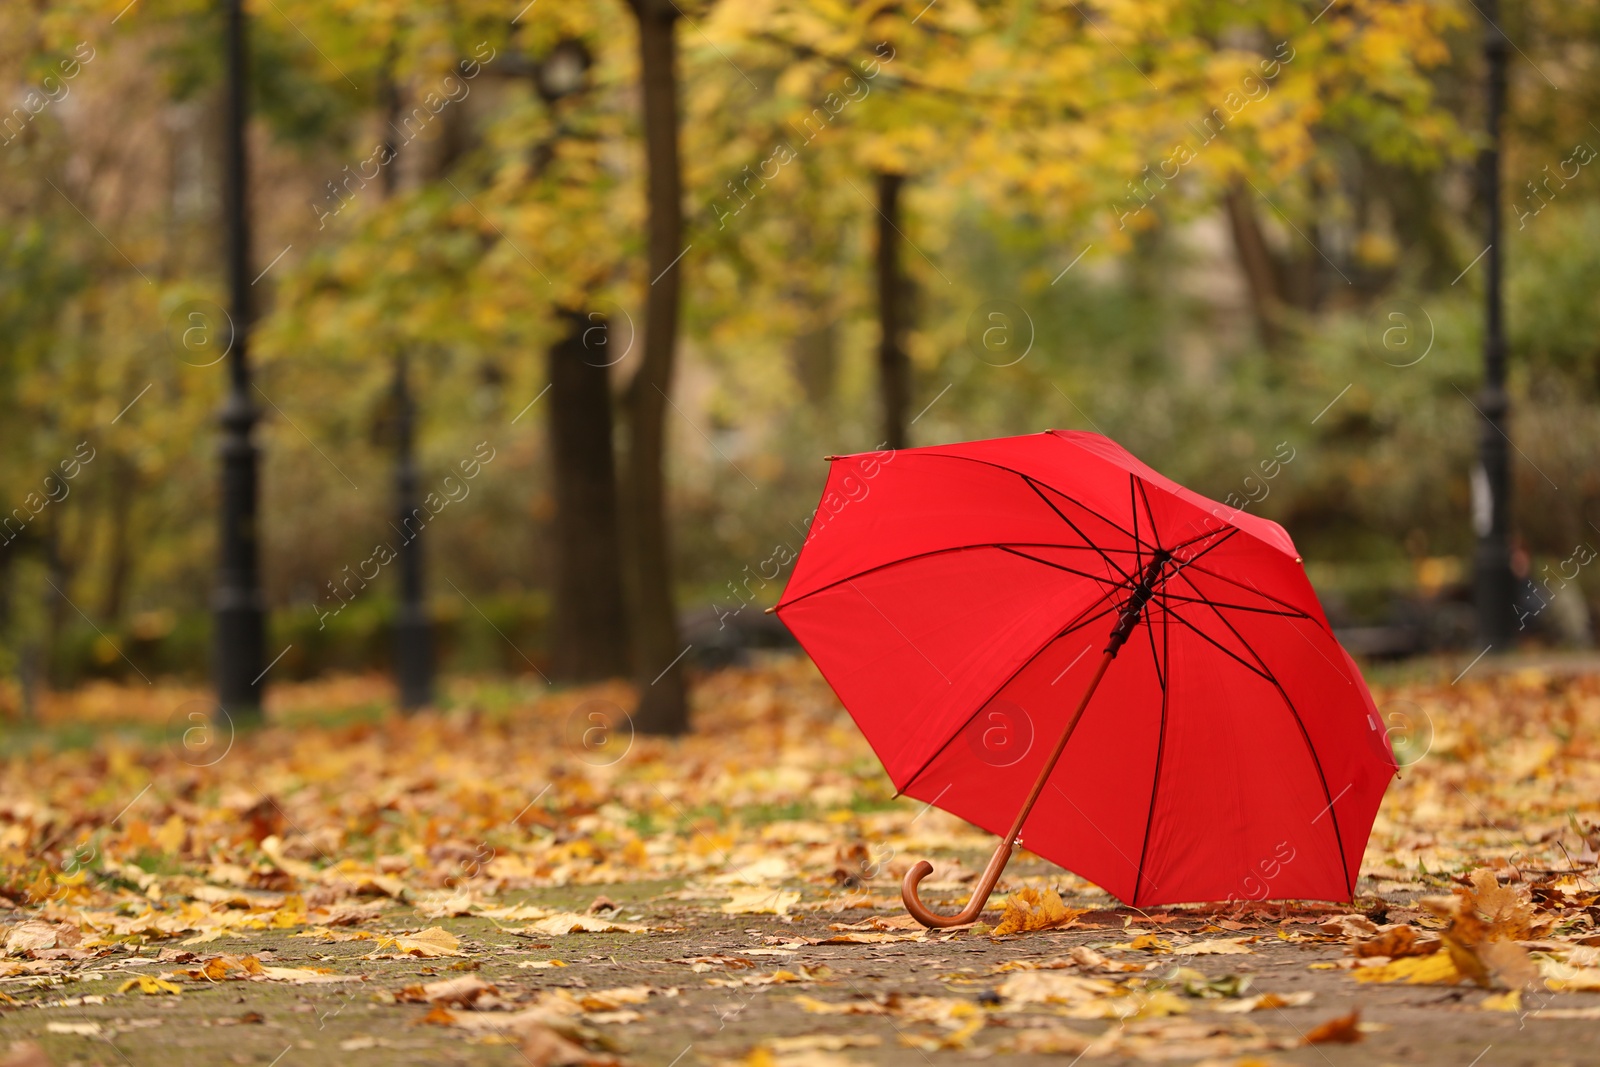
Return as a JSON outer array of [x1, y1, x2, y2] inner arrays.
[[774, 431, 1396, 927]]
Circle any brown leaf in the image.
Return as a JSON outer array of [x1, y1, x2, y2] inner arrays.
[[1303, 1009, 1363, 1044], [415, 1004, 459, 1027], [521, 1022, 621, 1067], [4, 921, 80, 957], [397, 975, 497, 1007], [1476, 940, 1542, 991], [1354, 925, 1436, 959]]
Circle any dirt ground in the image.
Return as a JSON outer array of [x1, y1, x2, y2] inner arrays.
[[5, 866, 1598, 1067]]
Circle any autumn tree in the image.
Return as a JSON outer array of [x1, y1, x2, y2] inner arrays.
[[622, 0, 690, 734]]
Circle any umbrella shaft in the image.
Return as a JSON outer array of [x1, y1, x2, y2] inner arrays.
[[902, 567, 1159, 927], [1002, 648, 1114, 846]]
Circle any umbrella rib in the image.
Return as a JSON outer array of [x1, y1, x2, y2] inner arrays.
[[1168, 585, 1355, 896], [778, 541, 1137, 612], [1156, 590, 1313, 619], [994, 546, 1140, 592], [1019, 476, 1139, 585], [1135, 476, 1165, 552], [1167, 521, 1240, 555], [1131, 475, 1143, 578], [1172, 558, 1332, 638], [910, 450, 1153, 552], [894, 597, 1127, 797], [1132, 583, 1171, 905], [1159, 604, 1273, 682], [1169, 526, 1240, 570]]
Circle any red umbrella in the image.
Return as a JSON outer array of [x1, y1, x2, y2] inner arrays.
[[774, 431, 1396, 926]]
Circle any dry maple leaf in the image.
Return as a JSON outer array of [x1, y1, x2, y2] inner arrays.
[[992, 886, 1084, 936]]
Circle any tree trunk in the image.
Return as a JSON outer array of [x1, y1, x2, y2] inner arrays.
[[100, 454, 134, 622], [876, 172, 911, 449], [548, 308, 630, 681], [624, 0, 688, 735], [1222, 183, 1285, 354]]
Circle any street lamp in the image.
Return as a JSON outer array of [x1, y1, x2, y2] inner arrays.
[[214, 0, 267, 720], [1473, 0, 1515, 650]]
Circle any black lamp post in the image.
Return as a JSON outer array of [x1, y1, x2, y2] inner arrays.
[[1473, 0, 1516, 649], [392, 353, 432, 709], [214, 0, 267, 720]]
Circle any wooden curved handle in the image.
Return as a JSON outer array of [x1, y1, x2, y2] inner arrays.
[[899, 648, 1124, 931], [901, 837, 1016, 928]]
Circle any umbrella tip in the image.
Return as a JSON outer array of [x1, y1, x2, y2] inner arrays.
[[823, 455, 838, 461], [763, 605, 777, 615]]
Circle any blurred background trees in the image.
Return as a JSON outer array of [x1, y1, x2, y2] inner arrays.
[[2, 0, 1597, 720]]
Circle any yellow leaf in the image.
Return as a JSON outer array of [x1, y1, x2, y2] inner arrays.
[[1172, 937, 1254, 955], [1353, 949, 1463, 985], [721, 888, 801, 916], [376, 926, 463, 958], [1480, 989, 1521, 1011], [1122, 933, 1173, 952], [993, 887, 1085, 936], [118, 975, 182, 996], [155, 815, 187, 855]]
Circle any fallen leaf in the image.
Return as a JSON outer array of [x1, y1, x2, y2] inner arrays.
[[516, 914, 649, 936], [1303, 1009, 1362, 1045], [521, 1021, 621, 1066], [1212, 990, 1316, 1012], [997, 970, 1120, 1006], [992, 887, 1084, 936], [1172, 937, 1255, 955], [1120, 933, 1173, 952], [117, 975, 182, 996], [1353, 950, 1463, 986], [793, 995, 890, 1016], [1353, 925, 1435, 959], [1540, 962, 1600, 992], [763, 1035, 882, 1052], [721, 888, 802, 916], [1480, 989, 1521, 1012], [397, 975, 496, 1006], [5, 921, 80, 956], [374, 926, 463, 957]]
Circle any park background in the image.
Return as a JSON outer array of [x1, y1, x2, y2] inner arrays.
[[1, 0, 1598, 718]]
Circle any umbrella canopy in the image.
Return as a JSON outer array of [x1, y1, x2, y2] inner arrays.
[[775, 430, 1397, 910]]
